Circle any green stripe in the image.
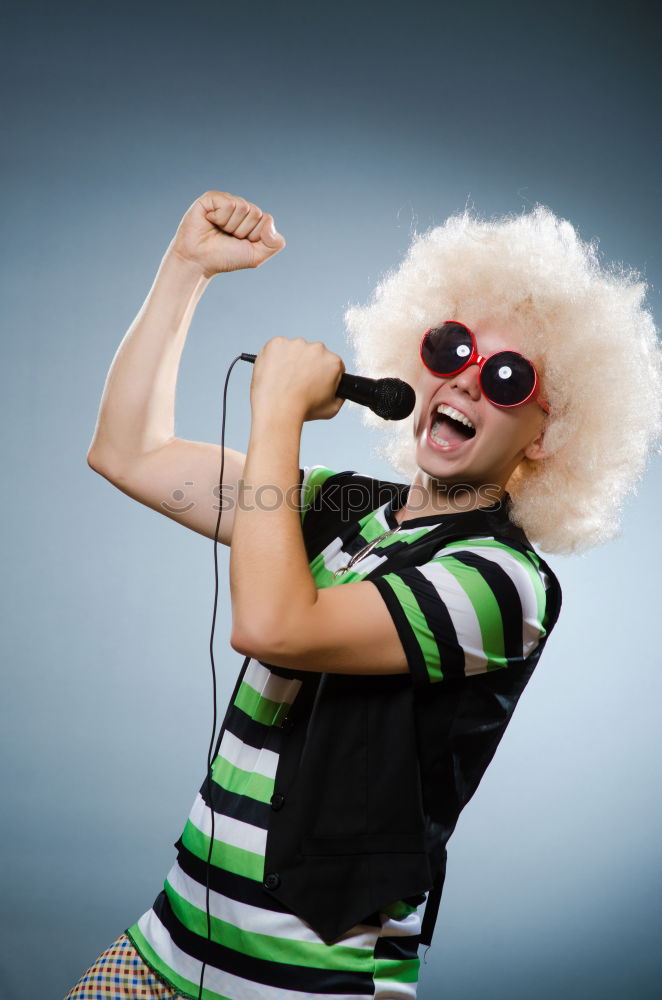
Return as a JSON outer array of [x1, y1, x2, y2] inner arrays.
[[374, 955, 421, 984], [354, 513, 391, 543], [165, 882, 373, 972], [234, 680, 291, 726], [441, 555, 506, 668], [127, 924, 228, 1000], [441, 539, 547, 631], [211, 755, 274, 805], [310, 522, 437, 589], [355, 518, 432, 548], [308, 549, 337, 587], [380, 572, 444, 682], [301, 466, 337, 523], [180, 819, 264, 881], [382, 898, 418, 919]]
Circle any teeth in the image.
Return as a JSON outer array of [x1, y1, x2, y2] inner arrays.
[[435, 403, 475, 431], [430, 427, 450, 446]]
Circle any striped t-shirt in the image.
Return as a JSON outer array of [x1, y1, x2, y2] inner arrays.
[[126, 466, 553, 999]]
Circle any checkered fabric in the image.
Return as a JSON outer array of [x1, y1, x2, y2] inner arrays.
[[64, 933, 187, 999]]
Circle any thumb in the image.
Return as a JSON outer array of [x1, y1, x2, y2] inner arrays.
[[257, 213, 286, 253]]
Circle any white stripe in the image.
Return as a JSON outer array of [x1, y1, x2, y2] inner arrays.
[[138, 907, 372, 1000], [445, 543, 545, 655], [331, 549, 391, 578], [374, 981, 418, 1000], [300, 464, 327, 495], [166, 863, 379, 950], [322, 508, 437, 579], [217, 729, 279, 780], [243, 658, 301, 705], [320, 536, 351, 575], [417, 559, 488, 674], [189, 794, 267, 856], [377, 909, 422, 938]]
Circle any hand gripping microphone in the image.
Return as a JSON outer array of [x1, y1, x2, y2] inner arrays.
[[240, 353, 415, 420]]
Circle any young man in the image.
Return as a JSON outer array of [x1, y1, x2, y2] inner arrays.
[[68, 191, 660, 999]]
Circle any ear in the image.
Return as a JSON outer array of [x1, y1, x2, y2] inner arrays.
[[524, 429, 547, 462]]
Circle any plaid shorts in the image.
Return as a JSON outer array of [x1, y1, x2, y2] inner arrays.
[[64, 933, 186, 999]]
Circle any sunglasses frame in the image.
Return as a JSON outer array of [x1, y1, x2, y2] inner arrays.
[[420, 321, 550, 413]]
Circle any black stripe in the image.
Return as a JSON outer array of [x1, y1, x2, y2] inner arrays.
[[151, 892, 376, 994], [374, 932, 421, 961], [370, 577, 429, 687], [174, 842, 289, 914], [222, 702, 288, 753], [451, 551, 524, 664], [397, 566, 466, 682], [361, 532, 431, 563], [198, 778, 272, 831]]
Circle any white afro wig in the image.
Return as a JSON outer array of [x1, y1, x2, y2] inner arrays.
[[345, 206, 661, 554]]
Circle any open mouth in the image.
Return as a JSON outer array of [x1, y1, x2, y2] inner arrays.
[[428, 403, 477, 449]]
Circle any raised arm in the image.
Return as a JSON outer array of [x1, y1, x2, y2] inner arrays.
[[86, 190, 285, 544]]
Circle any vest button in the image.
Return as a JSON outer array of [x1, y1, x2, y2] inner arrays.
[[281, 716, 294, 731], [264, 872, 281, 891], [270, 792, 285, 811]]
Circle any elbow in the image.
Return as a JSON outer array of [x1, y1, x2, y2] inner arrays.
[[230, 616, 295, 664], [230, 625, 254, 658], [86, 447, 105, 473], [86, 445, 127, 483], [87, 444, 115, 476]]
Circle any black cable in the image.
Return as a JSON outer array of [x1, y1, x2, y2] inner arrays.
[[197, 353, 249, 1000]]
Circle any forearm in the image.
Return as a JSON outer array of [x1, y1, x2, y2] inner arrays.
[[87, 248, 209, 470], [229, 410, 318, 653]]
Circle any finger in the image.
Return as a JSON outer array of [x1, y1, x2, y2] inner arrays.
[[199, 191, 242, 231], [253, 213, 286, 251], [206, 197, 251, 235], [221, 199, 253, 234], [233, 203, 263, 239], [246, 210, 270, 242]]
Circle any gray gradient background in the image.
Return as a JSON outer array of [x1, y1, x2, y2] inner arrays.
[[2, 1, 661, 997]]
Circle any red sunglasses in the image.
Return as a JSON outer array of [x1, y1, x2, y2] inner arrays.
[[420, 321, 550, 413]]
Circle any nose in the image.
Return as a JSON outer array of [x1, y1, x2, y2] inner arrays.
[[447, 362, 482, 401]]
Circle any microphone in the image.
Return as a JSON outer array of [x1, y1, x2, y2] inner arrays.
[[240, 354, 415, 420]]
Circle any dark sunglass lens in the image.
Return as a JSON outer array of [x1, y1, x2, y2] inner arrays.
[[482, 352, 536, 405], [422, 323, 473, 374]]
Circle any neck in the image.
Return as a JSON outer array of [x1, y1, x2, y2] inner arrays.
[[394, 470, 506, 524]]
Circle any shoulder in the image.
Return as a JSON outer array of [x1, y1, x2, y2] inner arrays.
[[299, 464, 407, 554], [300, 464, 405, 514]]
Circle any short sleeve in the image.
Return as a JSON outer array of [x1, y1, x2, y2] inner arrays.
[[298, 465, 407, 563], [299, 465, 340, 522], [370, 540, 551, 688]]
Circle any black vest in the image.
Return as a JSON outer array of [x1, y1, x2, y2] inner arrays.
[[229, 490, 562, 945]]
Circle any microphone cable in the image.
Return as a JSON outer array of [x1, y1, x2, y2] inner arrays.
[[197, 351, 254, 1000], [193, 346, 412, 997]]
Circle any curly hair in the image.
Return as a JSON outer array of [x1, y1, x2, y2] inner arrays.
[[344, 206, 661, 554]]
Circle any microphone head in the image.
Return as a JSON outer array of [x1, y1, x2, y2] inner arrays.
[[373, 378, 416, 420]]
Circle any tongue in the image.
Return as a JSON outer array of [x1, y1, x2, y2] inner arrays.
[[431, 415, 469, 445]]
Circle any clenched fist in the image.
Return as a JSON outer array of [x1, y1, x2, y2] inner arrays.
[[168, 190, 286, 278]]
